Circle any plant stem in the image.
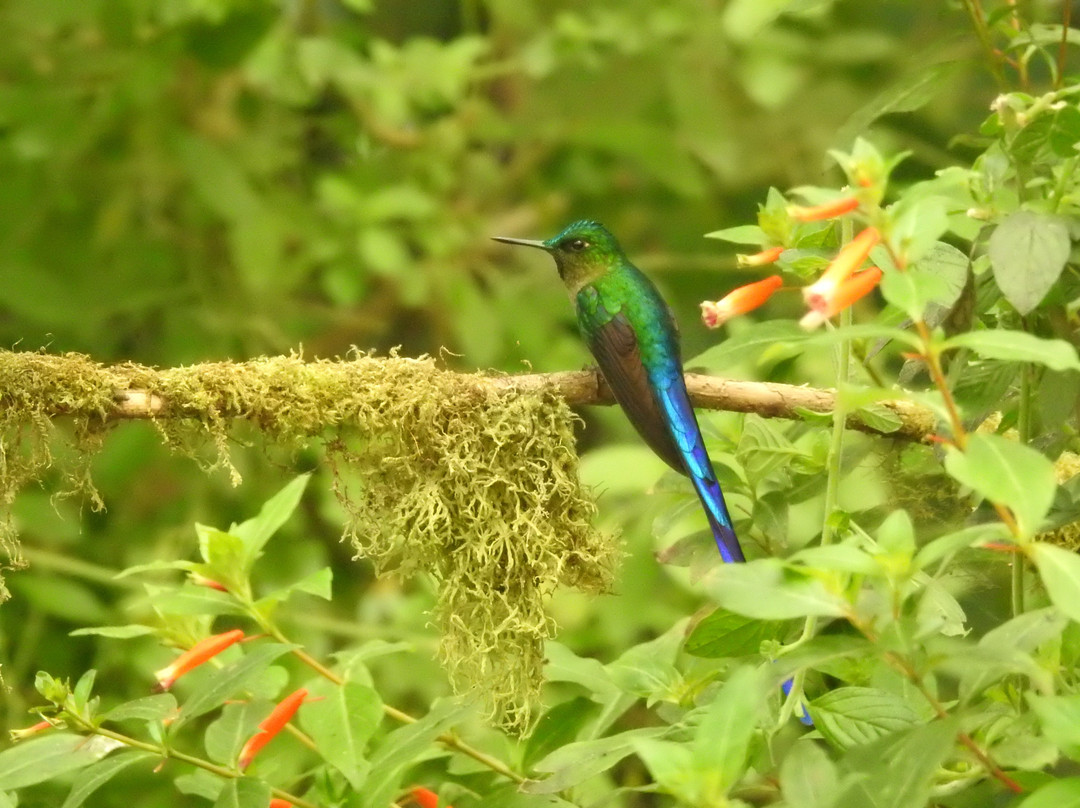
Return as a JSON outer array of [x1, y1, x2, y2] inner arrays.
[[960, 0, 1008, 87], [255, 611, 527, 785], [1013, 361, 1034, 615], [780, 225, 856, 726], [80, 723, 320, 808], [848, 617, 1022, 794]]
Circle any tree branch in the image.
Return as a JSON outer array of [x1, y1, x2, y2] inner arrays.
[[101, 362, 934, 441]]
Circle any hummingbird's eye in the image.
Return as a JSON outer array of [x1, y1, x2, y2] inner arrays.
[[565, 238, 589, 252]]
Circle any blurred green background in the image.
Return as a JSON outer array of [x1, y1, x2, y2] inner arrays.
[[0, 0, 1007, 802]]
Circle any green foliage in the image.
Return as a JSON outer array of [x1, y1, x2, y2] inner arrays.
[[6, 1, 1080, 808]]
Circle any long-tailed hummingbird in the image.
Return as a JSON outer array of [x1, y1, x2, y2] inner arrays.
[[493, 220, 745, 564]]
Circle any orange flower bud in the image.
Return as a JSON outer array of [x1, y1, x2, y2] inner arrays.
[[802, 227, 880, 313], [10, 720, 52, 740], [154, 629, 245, 691], [189, 572, 228, 592], [736, 245, 784, 267], [701, 275, 783, 328], [239, 688, 309, 770], [410, 786, 454, 808], [269, 800, 293, 808], [787, 196, 860, 222], [799, 268, 883, 330]]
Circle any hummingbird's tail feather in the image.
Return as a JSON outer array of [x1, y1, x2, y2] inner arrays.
[[689, 470, 745, 564], [655, 383, 745, 563]]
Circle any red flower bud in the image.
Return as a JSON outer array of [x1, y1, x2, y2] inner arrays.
[[736, 246, 784, 267], [800, 268, 883, 329], [701, 275, 783, 328], [787, 196, 860, 222], [802, 227, 881, 314], [238, 688, 309, 770], [154, 629, 245, 691], [410, 786, 454, 808]]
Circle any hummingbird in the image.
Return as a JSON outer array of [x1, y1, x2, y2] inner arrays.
[[493, 220, 745, 564]]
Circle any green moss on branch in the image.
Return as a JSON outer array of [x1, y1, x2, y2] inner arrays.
[[0, 350, 617, 730]]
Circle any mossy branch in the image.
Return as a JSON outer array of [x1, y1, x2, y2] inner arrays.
[[0, 349, 933, 730], [104, 364, 933, 442]]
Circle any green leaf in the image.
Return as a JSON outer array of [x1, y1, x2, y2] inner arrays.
[[60, 750, 155, 808], [1016, 778, 1080, 808], [684, 609, 788, 658], [703, 224, 767, 245], [880, 266, 953, 321], [260, 567, 333, 607], [523, 698, 599, 772], [631, 739, 693, 801], [809, 687, 921, 751], [910, 242, 969, 310], [172, 643, 294, 728], [361, 699, 473, 808], [913, 523, 1010, 569], [837, 62, 959, 149], [525, 728, 666, 795], [543, 642, 618, 700], [69, 625, 156, 639], [705, 559, 848, 620], [981, 607, 1068, 654], [114, 559, 197, 579], [1032, 543, 1080, 624], [232, 474, 311, 568], [300, 680, 382, 788], [876, 510, 916, 556], [11, 576, 109, 623], [0, 733, 120, 790], [104, 693, 178, 723], [211, 776, 270, 808], [145, 583, 245, 617], [693, 666, 766, 792], [854, 403, 903, 434], [944, 329, 1080, 372], [943, 434, 1056, 537], [834, 718, 958, 808], [204, 701, 265, 766], [690, 319, 807, 371], [606, 628, 682, 701], [780, 740, 839, 808], [174, 769, 223, 801], [1029, 694, 1080, 758], [988, 211, 1071, 314], [801, 323, 921, 351], [196, 525, 248, 589]]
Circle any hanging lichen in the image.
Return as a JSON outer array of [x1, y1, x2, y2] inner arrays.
[[0, 349, 618, 731]]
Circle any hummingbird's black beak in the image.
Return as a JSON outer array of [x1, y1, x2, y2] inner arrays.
[[491, 236, 550, 250]]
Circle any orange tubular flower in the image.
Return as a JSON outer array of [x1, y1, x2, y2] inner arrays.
[[802, 227, 881, 313], [154, 629, 245, 691], [268, 800, 293, 808], [10, 720, 52, 740], [799, 267, 883, 330], [701, 275, 783, 329], [410, 786, 454, 808], [787, 195, 860, 222], [736, 245, 784, 267], [238, 688, 309, 770]]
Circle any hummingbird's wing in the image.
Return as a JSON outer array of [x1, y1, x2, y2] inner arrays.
[[581, 311, 688, 475], [580, 294, 744, 564]]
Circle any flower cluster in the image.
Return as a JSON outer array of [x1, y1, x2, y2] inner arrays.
[[701, 193, 884, 331]]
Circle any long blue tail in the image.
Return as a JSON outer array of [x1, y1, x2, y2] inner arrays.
[[656, 383, 744, 563], [658, 378, 811, 724]]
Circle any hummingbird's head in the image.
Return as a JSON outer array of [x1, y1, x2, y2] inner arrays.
[[493, 219, 624, 291]]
